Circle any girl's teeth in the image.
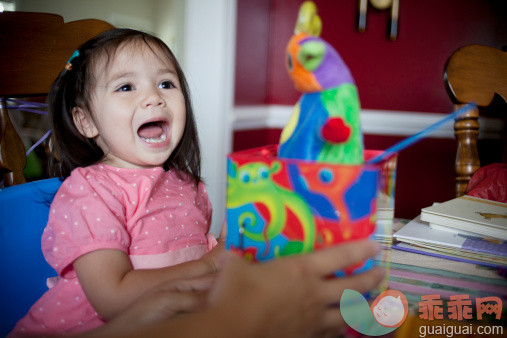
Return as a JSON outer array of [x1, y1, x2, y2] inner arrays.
[[141, 133, 167, 143]]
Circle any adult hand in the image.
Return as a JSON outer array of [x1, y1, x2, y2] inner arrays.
[[90, 240, 383, 338], [86, 276, 212, 338], [207, 239, 384, 337]]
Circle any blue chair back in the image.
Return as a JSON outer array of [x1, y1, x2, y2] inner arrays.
[[0, 178, 62, 336]]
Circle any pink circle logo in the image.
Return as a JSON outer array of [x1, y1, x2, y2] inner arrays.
[[370, 289, 409, 327]]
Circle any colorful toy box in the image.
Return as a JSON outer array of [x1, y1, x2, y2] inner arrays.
[[226, 145, 397, 276]]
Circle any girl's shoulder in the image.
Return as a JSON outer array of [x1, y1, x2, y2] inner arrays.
[[162, 168, 206, 190], [66, 163, 118, 184], [49, 165, 126, 219], [62, 164, 204, 194], [58, 163, 125, 197], [69, 163, 162, 180]]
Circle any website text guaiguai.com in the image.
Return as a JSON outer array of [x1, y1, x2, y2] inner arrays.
[[418, 324, 503, 337], [417, 294, 504, 337]]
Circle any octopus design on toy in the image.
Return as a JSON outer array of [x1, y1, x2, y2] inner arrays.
[[289, 164, 377, 237], [226, 160, 315, 258], [279, 1, 364, 164]]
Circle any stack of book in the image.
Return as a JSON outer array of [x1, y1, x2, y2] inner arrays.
[[388, 196, 507, 310], [387, 233, 507, 311], [393, 195, 507, 267], [420, 195, 506, 241]]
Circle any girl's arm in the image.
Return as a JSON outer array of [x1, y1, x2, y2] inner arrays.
[[74, 245, 224, 320]]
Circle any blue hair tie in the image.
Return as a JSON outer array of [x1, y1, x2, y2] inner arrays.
[[65, 50, 80, 70]]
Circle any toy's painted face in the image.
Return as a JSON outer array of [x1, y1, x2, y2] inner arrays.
[[285, 32, 354, 93], [286, 33, 323, 93], [372, 296, 405, 327], [236, 163, 271, 188]]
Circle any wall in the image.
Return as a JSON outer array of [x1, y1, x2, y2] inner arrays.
[[236, 0, 507, 110], [182, 0, 236, 235], [233, 0, 506, 219], [17, 0, 155, 30], [15, 0, 184, 59], [153, 0, 186, 59]]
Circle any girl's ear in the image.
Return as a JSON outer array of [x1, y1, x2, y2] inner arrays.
[[72, 107, 99, 138]]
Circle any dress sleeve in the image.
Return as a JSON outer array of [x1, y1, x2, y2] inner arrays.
[[42, 168, 130, 277]]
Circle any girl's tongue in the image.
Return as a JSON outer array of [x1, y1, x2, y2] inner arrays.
[[138, 122, 164, 139]]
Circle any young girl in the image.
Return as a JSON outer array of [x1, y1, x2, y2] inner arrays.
[[11, 28, 223, 336]]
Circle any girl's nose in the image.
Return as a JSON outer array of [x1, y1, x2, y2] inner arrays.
[[141, 87, 165, 108]]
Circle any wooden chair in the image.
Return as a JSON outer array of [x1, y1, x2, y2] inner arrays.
[[0, 11, 114, 186], [0, 12, 113, 335], [443, 44, 507, 197]]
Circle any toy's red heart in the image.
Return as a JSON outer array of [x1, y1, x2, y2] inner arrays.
[[321, 117, 351, 143]]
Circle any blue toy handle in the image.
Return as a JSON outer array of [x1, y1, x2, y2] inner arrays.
[[366, 103, 477, 164]]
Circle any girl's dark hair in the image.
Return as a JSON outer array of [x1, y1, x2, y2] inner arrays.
[[48, 28, 201, 184]]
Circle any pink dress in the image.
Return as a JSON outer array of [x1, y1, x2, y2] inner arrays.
[[11, 164, 216, 336]]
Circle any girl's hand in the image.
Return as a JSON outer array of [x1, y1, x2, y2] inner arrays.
[[218, 220, 227, 241], [200, 240, 227, 274], [200, 220, 228, 274]]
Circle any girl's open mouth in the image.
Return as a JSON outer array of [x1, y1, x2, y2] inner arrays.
[[137, 120, 169, 144]]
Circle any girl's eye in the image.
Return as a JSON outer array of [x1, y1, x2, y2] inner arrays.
[[117, 84, 134, 92], [159, 81, 175, 89]]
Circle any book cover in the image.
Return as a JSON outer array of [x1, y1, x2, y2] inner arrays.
[[393, 216, 507, 264], [420, 195, 507, 241], [428, 222, 485, 238], [392, 243, 503, 268]]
